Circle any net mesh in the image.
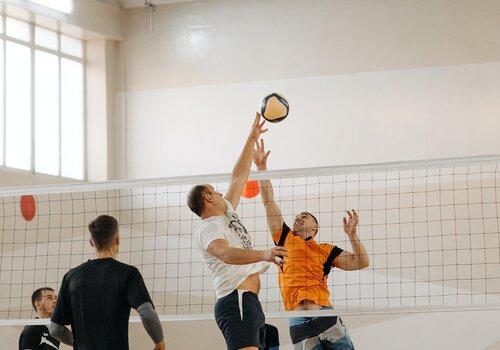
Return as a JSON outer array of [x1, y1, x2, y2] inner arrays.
[[0, 155, 499, 322]]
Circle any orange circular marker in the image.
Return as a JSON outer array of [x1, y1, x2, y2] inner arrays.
[[20, 195, 37, 222], [242, 180, 260, 199]]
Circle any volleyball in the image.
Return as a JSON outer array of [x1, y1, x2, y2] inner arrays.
[[260, 93, 289, 123]]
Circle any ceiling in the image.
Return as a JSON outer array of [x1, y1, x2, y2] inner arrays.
[[115, 0, 199, 9]]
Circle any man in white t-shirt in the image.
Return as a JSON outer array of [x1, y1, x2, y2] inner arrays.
[[187, 113, 287, 350]]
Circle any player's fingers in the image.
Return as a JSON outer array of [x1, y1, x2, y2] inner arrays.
[[261, 128, 268, 134], [272, 259, 283, 267], [260, 138, 265, 150], [343, 217, 347, 225], [265, 150, 271, 159], [259, 120, 266, 129], [254, 112, 261, 125], [347, 210, 352, 218], [275, 247, 288, 256], [272, 255, 283, 266]]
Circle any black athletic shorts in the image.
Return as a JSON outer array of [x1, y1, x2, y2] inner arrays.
[[214, 290, 266, 350]]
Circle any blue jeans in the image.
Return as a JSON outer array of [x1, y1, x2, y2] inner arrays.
[[289, 307, 354, 350]]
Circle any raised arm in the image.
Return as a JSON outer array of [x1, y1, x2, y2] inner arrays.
[[224, 113, 267, 211], [253, 139, 284, 234], [334, 210, 370, 271], [208, 239, 287, 267]]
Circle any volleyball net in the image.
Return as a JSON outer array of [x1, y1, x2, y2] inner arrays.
[[0, 154, 499, 325]]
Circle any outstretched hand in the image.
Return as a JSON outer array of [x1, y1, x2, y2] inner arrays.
[[249, 112, 268, 141], [263, 246, 288, 267], [343, 210, 359, 236], [253, 138, 271, 170]]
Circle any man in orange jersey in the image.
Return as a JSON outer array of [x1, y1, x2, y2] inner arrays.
[[253, 139, 369, 349]]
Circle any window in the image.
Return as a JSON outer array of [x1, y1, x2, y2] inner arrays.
[[6, 18, 30, 41], [6, 42, 31, 170], [0, 16, 85, 179], [35, 26, 57, 50], [61, 59, 84, 179], [35, 51, 59, 175], [29, 0, 73, 14]]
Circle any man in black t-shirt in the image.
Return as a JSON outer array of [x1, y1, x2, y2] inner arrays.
[[49, 215, 165, 350], [19, 287, 60, 350]]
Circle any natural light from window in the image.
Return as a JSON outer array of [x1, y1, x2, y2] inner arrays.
[[29, 0, 73, 14]]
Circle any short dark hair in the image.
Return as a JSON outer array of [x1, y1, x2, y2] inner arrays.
[[187, 185, 208, 217], [88, 215, 119, 250], [31, 287, 54, 312]]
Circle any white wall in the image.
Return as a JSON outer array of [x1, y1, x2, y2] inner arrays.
[[86, 39, 120, 181], [122, 62, 500, 179], [0, 168, 78, 186], [118, 0, 500, 180], [121, 0, 500, 91], [114, 0, 500, 349]]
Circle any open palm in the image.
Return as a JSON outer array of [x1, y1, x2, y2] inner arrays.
[[253, 138, 270, 169], [249, 112, 268, 141], [343, 210, 359, 236]]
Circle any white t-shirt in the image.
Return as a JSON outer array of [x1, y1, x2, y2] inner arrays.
[[195, 199, 269, 299]]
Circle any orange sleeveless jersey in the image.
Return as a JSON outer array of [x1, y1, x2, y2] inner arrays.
[[273, 224, 342, 311]]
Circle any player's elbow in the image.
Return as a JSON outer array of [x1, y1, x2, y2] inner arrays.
[[220, 254, 232, 264], [349, 256, 369, 270], [359, 256, 370, 269], [219, 249, 234, 264], [208, 241, 235, 264]]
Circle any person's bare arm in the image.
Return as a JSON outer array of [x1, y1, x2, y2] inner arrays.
[[334, 210, 370, 271], [253, 139, 284, 234], [224, 113, 267, 211], [207, 238, 287, 267]]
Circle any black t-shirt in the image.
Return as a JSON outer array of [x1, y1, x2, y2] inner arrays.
[[19, 322, 60, 350], [51, 258, 153, 350]]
